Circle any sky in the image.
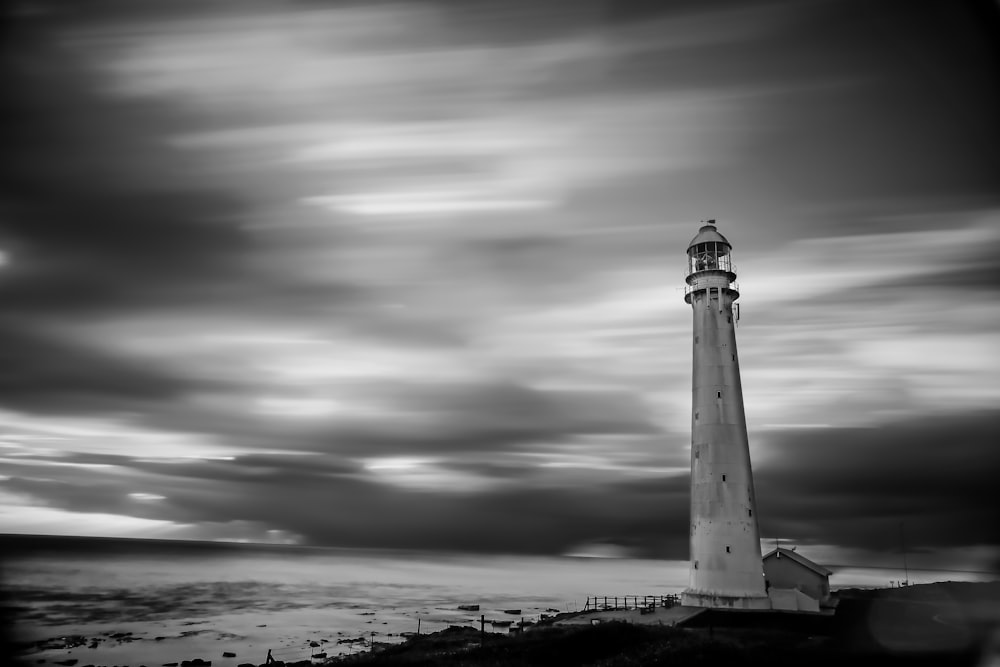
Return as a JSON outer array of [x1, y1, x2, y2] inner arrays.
[[1, 0, 999, 574]]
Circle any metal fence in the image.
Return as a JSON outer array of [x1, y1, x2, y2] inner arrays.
[[582, 594, 680, 612]]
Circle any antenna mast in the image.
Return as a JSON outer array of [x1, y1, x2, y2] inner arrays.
[[900, 521, 909, 586]]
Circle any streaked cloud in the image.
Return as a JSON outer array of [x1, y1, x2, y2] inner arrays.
[[0, 0, 998, 568]]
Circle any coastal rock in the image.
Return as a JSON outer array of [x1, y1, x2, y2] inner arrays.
[[38, 636, 88, 651]]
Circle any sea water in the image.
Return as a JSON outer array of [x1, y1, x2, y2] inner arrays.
[[3, 535, 990, 665], [1, 536, 686, 665]]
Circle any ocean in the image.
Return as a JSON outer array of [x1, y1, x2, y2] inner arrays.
[[1, 535, 686, 665], [2, 535, 992, 665]]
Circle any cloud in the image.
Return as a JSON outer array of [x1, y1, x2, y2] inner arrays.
[[0, 322, 211, 416], [754, 410, 1000, 559], [0, 0, 998, 568], [1, 445, 689, 556], [3, 405, 998, 562]]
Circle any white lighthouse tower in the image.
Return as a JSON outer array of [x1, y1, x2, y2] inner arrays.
[[681, 220, 769, 610]]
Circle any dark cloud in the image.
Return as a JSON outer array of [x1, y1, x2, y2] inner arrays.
[[0, 191, 256, 316], [328, 385, 658, 457], [444, 228, 679, 309], [0, 23, 258, 314], [601, 0, 1000, 245], [0, 10, 367, 320], [874, 240, 1000, 294], [5, 410, 998, 561], [0, 320, 213, 414], [2, 450, 689, 556], [127, 379, 663, 462], [754, 410, 1000, 555]]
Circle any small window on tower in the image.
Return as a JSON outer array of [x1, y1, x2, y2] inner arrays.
[[748, 509, 752, 517], [695, 336, 699, 344], [725, 546, 731, 553], [695, 411, 699, 420], [722, 474, 726, 482], [727, 316, 732, 323], [717, 391, 722, 398], [732, 354, 735, 361]]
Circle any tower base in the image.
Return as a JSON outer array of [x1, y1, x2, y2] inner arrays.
[[681, 590, 771, 610]]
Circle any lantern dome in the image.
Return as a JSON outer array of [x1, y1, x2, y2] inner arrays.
[[687, 221, 732, 252]]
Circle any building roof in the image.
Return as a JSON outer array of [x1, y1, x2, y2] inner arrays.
[[762, 547, 833, 577], [687, 222, 733, 251]]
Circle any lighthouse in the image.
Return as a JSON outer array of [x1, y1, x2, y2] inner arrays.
[[681, 220, 769, 609]]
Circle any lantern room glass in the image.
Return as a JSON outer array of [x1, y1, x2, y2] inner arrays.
[[688, 242, 733, 274]]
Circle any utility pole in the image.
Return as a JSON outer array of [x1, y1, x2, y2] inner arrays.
[[900, 521, 909, 586]]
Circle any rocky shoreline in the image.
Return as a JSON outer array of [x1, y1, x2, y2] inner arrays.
[[11, 582, 999, 667]]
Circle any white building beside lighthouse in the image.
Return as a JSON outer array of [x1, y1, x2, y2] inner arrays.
[[681, 220, 770, 610]]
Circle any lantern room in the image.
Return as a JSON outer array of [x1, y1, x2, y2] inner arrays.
[[686, 220, 735, 277]]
